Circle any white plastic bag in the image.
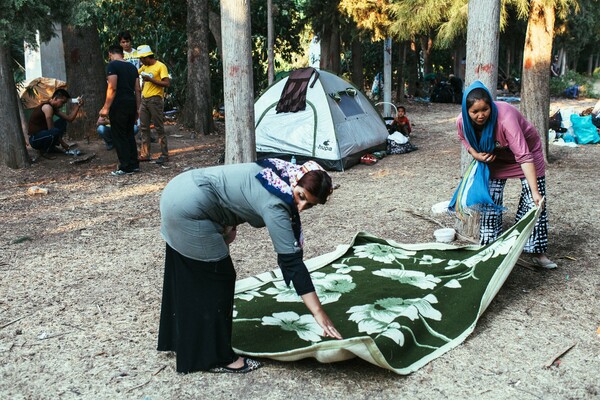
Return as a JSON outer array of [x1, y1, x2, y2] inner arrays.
[[388, 131, 409, 144]]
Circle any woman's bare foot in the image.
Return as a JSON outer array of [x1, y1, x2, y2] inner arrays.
[[226, 356, 245, 369]]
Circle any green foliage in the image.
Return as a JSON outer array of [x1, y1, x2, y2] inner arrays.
[[549, 70, 598, 98], [97, 0, 188, 109], [0, 0, 66, 45], [249, 0, 306, 95]]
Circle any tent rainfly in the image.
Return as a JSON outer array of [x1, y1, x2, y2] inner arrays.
[[254, 69, 389, 171]]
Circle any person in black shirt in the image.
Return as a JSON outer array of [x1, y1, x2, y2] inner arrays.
[[99, 44, 141, 175]]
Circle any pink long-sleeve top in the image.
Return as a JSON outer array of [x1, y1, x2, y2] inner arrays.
[[457, 101, 545, 179]]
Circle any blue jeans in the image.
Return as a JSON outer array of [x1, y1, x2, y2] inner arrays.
[[97, 125, 139, 148], [29, 118, 67, 152]]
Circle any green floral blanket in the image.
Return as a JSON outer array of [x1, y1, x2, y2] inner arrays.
[[232, 206, 541, 374]]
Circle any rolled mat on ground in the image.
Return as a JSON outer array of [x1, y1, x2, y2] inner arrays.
[[232, 206, 542, 375]]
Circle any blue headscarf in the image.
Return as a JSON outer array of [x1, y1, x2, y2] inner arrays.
[[448, 80, 502, 218]]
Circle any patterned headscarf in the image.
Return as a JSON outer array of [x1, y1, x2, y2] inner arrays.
[[448, 80, 502, 219], [255, 158, 327, 247]]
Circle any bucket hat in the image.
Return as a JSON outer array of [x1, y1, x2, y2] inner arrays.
[[137, 45, 154, 57]]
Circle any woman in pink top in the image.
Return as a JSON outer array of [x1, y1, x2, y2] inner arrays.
[[454, 81, 556, 269]]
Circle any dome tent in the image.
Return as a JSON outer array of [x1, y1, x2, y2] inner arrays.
[[255, 69, 389, 171]]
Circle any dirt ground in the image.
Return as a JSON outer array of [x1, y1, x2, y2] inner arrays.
[[1, 99, 599, 399]]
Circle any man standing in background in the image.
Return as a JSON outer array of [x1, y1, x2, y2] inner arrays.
[[99, 44, 141, 176], [137, 44, 170, 164], [118, 31, 140, 69]]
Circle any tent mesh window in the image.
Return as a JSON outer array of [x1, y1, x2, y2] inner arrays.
[[336, 91, 365, 117]]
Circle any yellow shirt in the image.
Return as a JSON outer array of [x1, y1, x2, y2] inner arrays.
[[139, 60, 169, 99]]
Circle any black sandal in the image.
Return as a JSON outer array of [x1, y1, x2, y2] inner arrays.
[[208, 358, 262, 373]]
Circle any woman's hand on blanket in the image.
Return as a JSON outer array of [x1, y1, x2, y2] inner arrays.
[[314, 310, 343, 340], [301, 292, 343, 339]]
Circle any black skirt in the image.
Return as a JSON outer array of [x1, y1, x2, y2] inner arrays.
[[157, 244, 238, 373]]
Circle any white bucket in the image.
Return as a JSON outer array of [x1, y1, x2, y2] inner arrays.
[[434, 228, 456, 243]]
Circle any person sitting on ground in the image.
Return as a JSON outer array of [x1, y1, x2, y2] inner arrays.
[[28, 88, 83, 158], [96, 116, 139, 150], [390, 106, 412, 136]]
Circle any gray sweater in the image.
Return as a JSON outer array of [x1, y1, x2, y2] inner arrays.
[[160, 163, 301, 262]]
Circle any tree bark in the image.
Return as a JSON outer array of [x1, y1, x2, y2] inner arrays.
[[61, 23, 106, 141], [267, 0, 275, 85], [520, 1, 554, 163], [383, 37, 392, 117], [220, 0, 256, 164], [459, 0, 501, 240], [420, 35, 433, 76], [320, 17, 340, 73], [0, 43, 30, 169], [406, 41, 418, 96], [351, 38, 363, 91], [183, 0, 213, 136], [395, 42, 407, 102], [209, 11, 222, 57]]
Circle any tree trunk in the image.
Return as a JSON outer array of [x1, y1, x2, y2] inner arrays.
[[209, 11, 222, 57], [220, 0, 256, 164], [351, 38, 363, 91], [395, 42, 407, 102], [420, 35, 433, 75], [182, 0, 213, 136], [320, 26, 331, 71], [520, 1, 554, 163], [61, 24, 106, 141], [383, 37, 392, 117], [0, 43, 30, 169], [330, 24, 341, 74], [267, 0, 275, 85], [406, 41, 418, 96], [320, 17, 340, 73], [459, 0, 501, 240]]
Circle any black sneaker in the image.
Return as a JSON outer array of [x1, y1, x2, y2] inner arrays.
[[154, 156, 169, 164], [111, 169, 133, 176]]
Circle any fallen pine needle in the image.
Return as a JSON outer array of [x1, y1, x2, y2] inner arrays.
[[153, 365, 167, 376], [1, 315, 28, 330], [126, 380, 151, 393], [543, 343, 576, 368]]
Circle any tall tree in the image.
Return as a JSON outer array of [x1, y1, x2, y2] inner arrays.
[[62, 23, 107, 140], [220, 0, 255, 164], [0, 0, 67, 168], [520, 1, 555, 162], [182, 0, 213, 136], [459, 0, 501, 239], [267, 0, 275, 85], [0, 44, 29, 168], [303, 0, 343, 73], [516, 0, 577, 162]]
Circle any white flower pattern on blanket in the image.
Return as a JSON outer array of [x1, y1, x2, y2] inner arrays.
[[262, 272, 356, 304], [348, 295, 444, 346], [262, 312, 323, 342]]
